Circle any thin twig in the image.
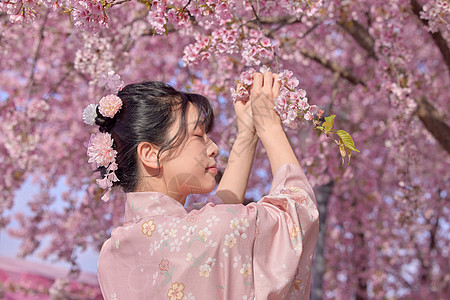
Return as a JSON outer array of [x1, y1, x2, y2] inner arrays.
[[44, 67, 73, 103], [28, 10, 49, 98], [248, 0, 282, 71], [181, 0, 192, 13], [111, 0, 132, 7]]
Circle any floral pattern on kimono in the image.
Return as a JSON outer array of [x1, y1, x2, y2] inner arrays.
[[98, 164, 319, 300]]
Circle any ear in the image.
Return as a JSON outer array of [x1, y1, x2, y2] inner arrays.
[[136, 142, 160, 169]]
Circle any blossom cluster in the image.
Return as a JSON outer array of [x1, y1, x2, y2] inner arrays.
[[241, 29, 275, 66], [231, 68, 319, 129], [183, 26, 275, 67], [420, 0, 450, 42], [147, 0, 169, 34], [183, 26, 239, 65], [74, 33, 114, 82], [0, 0, 43, 23], [147, 0, 234, 34], [69, 0, 110, 33], [0, 0, 111, 30]]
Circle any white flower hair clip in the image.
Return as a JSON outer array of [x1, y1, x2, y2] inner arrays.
[[83, 94, 123, 202]]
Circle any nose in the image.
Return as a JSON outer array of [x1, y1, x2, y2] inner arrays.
[[207, 138, 219, 158]]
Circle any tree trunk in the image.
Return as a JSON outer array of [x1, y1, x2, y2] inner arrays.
[[311, 180, 335, 300]]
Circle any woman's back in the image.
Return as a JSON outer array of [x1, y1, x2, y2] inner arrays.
[[98, 164, 319, 300]]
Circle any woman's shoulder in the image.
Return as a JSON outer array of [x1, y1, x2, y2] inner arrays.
[[103, 202, 258, 248]]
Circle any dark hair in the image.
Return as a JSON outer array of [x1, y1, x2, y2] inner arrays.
[[95, 81, 214, 192]]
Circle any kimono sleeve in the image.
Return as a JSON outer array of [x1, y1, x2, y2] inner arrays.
[[184, 193, 224, 212], [251, 164, 320, 299]]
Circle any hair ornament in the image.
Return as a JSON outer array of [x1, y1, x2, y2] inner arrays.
[[83, 94, 123, 202], [87, 133, 117, 167], [82, 104, 98, 125], [98, 94, 123, 118]]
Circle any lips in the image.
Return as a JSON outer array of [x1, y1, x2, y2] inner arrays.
[[206, 164, 218, 175]]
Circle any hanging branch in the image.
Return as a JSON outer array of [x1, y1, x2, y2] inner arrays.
[[410, 0, 450, 73], [415, 97, 450, 154]]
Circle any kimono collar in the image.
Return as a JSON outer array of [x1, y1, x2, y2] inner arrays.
[[123, 192, 187, 226]]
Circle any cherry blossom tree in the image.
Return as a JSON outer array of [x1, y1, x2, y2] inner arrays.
[[1, 0, 448, 298]]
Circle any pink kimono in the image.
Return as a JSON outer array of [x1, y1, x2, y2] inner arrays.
[[98, 164, 319, 299]]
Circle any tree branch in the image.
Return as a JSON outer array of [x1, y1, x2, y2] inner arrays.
[[298, 47, 366, 86], [245, 15, 302, 32], [410, 0, 450, 73], [141, 24, 177, 36], [415, 96, 450, 154], [307, 18, 450, 155], [338, 20, 377, 60], [111, 0, 132, 6]]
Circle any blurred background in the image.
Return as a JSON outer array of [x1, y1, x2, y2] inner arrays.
[[0, 0, 449, 299]]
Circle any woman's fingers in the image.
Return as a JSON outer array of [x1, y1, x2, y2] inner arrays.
[[262, 71, 273, 95], [252, 73, 263, 93], [272, 74, 280, 98]]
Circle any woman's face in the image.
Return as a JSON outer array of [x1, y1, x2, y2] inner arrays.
[[160, 103, 219, 204]]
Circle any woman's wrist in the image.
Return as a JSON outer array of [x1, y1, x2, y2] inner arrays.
[[237, 128, 257, 139], [257, 124, 284, 145], [256, 119, 282, 134]]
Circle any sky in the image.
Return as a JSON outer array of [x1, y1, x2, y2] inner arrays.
[[0, 177, 99, 274]]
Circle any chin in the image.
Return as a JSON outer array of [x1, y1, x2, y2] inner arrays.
[[187, 184, 214, 195], [205, 184, 216, 194]]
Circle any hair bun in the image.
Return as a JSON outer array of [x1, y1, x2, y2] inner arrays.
[[95, 107, 117, 133]]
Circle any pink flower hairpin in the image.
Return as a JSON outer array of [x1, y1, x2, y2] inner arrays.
[[83, 94, 122, 201]]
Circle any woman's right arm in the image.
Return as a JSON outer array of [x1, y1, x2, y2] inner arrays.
[[250, 72, 301, 176]]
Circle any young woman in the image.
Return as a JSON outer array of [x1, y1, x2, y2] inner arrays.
[[93, 72, 319, 299]]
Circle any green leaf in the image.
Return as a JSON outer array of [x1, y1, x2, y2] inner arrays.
[[336, 130, 360, 152], [323, 122, 332, 132], [347, 149, 352, 166], [339, 143, 346, 166], [325, 115, 336, 125], [322, 115, 335, 133]]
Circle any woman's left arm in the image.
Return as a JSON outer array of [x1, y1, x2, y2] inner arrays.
[[215, 88, 259, 204]]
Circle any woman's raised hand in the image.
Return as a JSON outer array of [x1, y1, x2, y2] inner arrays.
[[250, 72, 282, 140], [249, 71, 300, 175], [233, 82, 256, 137]]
